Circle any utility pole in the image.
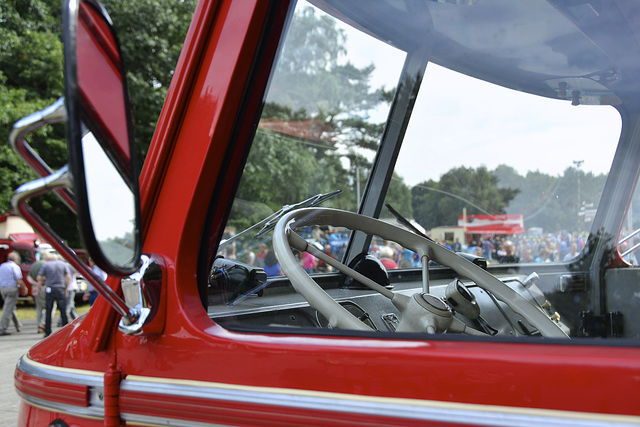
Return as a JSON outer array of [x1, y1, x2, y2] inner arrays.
[[573, 160, 584, 230]]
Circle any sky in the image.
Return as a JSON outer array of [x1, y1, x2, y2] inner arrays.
[[396, 65, 621, 186]]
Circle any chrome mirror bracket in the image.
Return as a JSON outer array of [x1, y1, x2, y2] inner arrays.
[[119, 276, 148, 335], [118, 305, 151, 336], [12, 167, 139, 324], [117, 256, 164, 335]]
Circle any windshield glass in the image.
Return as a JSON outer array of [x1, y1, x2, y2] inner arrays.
[[383, 63, 620, 266], [210, 0, 630, 340]]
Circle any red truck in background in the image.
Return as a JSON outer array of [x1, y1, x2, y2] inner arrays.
[[0, 213, 88, 301], [0, 213, 55, 299]]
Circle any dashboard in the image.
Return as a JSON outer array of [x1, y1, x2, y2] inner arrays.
[[208, 263, 569, 338]]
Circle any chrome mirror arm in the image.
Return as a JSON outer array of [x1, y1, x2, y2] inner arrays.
[[12, 166, 138, 323], [9, 97, 76, 212], [620, 228, 640, 258]]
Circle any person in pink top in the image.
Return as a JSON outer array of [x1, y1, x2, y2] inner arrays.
[[300, 251, 317, 273]]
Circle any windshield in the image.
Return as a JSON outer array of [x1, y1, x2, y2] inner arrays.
[[211, 0, 632, 340], [223, 1, 405, 265], [222, 0, 620, 272]]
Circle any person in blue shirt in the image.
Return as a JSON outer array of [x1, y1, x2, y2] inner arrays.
[[37, 253, 71, 337], [263, 250, 282, 277]]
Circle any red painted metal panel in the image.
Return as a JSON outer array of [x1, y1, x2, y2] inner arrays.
[[15, 369, 89, 407], [115, 324, 640, 418]]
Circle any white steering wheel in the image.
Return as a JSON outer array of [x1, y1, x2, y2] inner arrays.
[[273, 208, 567, 338]]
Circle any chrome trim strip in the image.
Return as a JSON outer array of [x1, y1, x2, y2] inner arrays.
[[16, 356, 104, 419], [17, 356, 640, 426], [18, 355, 103, 387], [121, 375, 640, 427], [123, 413, 232, 427]]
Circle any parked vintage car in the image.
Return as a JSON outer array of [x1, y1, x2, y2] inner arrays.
[[10, 0, 640, 425]]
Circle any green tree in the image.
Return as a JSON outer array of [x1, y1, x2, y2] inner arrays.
[[103, 0, 197, 170], [411, 179, 443, 230], [268, 5, 391, 154], [384, 173, 413, 218], [0, 0, 80, 245], [231, 127, 353, 231], [0, 0, 66, 172], [269, 7, 384, 119], [497, 166, 607, 233], [411, 166, 518, 230], [0, 0, 196, 246]]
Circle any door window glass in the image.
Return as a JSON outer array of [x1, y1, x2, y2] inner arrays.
[[219, 1, 405, 275]]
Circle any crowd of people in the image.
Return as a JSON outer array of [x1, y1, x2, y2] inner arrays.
[[228, 227, 602, 279], [229, 241, 339, 277], [0, 250, 106, 337], [459, 232, 589, 264]]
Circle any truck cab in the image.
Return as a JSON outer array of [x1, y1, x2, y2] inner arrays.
[[11, 0, 640, 426]]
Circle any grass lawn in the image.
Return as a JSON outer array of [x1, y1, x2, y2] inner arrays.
[[4, 300, 91, 321]]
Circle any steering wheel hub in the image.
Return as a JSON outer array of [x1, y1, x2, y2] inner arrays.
[[416, 293, 449, 313], [394, 293, 454, 334]]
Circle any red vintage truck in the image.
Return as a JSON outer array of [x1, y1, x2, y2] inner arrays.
[[0, 214, 54, 299], [0, 215, 89, 301], [0, 237, 43, 299], [10, 0, 640, 426]]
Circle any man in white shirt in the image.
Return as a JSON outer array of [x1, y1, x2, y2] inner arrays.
[[0, 251, 28, 335]]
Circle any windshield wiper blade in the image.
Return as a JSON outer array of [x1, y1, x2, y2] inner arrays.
[[254, 189, 342, 239], [219, 190, 342, 250]]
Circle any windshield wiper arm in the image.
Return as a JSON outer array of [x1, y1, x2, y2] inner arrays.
[[385, 203, 433, 241]]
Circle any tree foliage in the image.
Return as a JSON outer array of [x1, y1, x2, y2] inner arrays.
[[411, 164, 608, 234], [269, 7, 383, 119], [385, 173, 413, 217], [268, 6, 393, 153], [0, 0, 77, 244], [0, 0, 196, 247], [103, 0, 197, 170], [495, 165, 607, 232], [228, 6, 408, 230], [411, 166, 518, 230], [231, 127, 354, 231]]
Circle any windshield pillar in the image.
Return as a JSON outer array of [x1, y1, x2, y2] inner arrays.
[[344, 48, 429, 264]]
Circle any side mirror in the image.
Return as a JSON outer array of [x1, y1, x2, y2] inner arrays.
[[63, 0, 141, 275]]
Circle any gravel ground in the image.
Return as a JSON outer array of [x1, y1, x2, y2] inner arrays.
[[0, 316, 65, 426]]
